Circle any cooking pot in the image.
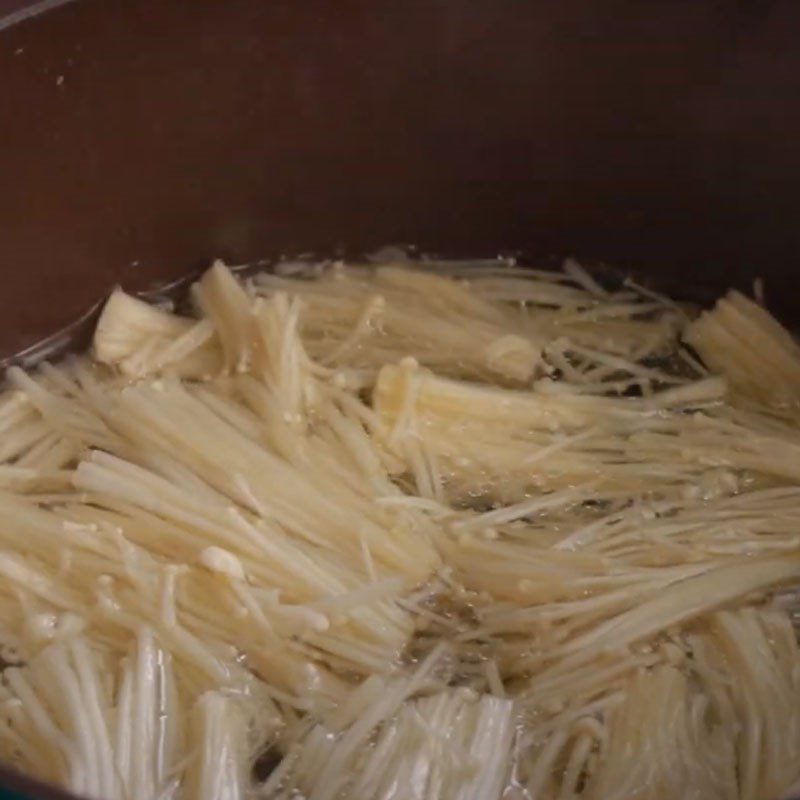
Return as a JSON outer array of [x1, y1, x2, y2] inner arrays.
[[0, 0, 799, 797]]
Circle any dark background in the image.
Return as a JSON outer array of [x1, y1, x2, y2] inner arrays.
[[0, 0, 799, 357]]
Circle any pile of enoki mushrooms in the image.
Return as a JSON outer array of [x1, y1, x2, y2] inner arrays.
[[0, 254, 798, 800]]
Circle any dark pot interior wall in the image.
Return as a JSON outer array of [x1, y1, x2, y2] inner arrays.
[[0, 0, 799, 359], [0, 0, 59, 18]]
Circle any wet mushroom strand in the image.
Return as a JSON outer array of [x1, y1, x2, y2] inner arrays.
[[0, 257, 798, 800]]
